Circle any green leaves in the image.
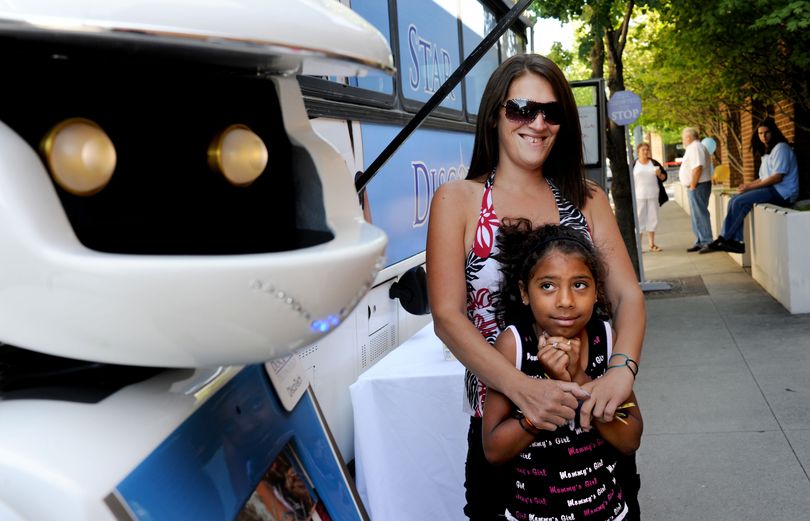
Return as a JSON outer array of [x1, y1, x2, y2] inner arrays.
[[625, 0, 810, 132], [752, 1, 810, 31], [531, 0, 809, 132]]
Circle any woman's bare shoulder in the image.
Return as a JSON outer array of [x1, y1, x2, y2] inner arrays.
[[581, 181, 613, 231], [585, 178, 607, 195], [584, 180, 610, 203], [429, 178, 487, 254], [434, 177, 486, 205]]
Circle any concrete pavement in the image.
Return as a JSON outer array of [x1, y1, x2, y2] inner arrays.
[[633, 198, 810, 520]]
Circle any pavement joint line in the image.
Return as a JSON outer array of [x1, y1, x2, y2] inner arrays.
[[706, 272, 810, 483], [642, 428, 784, 436]]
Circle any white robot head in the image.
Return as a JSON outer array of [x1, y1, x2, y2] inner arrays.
[[0, 0, 393, 367]]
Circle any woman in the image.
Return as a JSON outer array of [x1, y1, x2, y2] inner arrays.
[[633, 142, 667, 252], [701, 117, 799, 254], [426, 54, 646, 519]]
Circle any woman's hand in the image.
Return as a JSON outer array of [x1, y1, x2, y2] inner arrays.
[[578, 367, 634, 430], [508, 374, 590, 431]]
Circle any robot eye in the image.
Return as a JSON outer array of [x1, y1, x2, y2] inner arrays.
[[207, 124, 268, 187], [40, 118, 117, 196]]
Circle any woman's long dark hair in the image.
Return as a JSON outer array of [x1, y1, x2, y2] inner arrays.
[[494, 219, 611, 331], [750, 117, 788, 156], [466, 54, 589, 209]]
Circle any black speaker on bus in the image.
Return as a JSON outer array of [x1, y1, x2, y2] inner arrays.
[[389, 266, 430, 316]]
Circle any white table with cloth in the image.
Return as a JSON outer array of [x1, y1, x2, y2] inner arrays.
[[350, 323, 469, 521]]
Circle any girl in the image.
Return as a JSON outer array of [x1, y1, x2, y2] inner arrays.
[[483, 221, 642, 521], [426, 54, 645, 520]]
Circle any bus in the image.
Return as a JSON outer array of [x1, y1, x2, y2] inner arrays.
[[0, 0, 607, 519]]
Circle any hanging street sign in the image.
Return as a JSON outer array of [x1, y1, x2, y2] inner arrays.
[[608, 90, 642, 126]]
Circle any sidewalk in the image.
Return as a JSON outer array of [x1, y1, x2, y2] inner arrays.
[[634, 200, 810, 520]]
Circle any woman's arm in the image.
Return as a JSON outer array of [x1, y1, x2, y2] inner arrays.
[[482, 332, 539, 464], [739, 173, 783, 192], [569, 362, 642, 454], [579, 183, 646, 428], [594, 390, 643, 455], [652, 160, 668, 181], [426, 181, 586, 430]]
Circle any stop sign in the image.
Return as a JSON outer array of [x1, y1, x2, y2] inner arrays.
[[608, 91, 642, 126]]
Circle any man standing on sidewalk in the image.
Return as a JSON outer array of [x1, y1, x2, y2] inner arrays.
[[679, 127, 713, 252]]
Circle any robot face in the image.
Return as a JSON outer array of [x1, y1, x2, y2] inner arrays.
[[7, 48, 323, 255], [0, 0, 392, 367]]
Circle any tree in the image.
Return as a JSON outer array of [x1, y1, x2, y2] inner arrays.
[[531, 0, 646, 278], [633, 1, 810, 127], [547, 41, 592, 81]]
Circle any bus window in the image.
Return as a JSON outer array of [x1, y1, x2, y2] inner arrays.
[[362, 123, 473, 267], [297, 0, 395, 107], [348, 0, 395, 95], [396, 0, 463, 116], [461, 0, 500, 118]]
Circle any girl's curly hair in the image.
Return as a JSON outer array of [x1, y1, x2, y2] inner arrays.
[[493, 219, 611, 330]]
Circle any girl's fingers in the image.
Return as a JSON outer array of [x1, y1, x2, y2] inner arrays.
[[545, 336, 579, 353], [538, 348, 573, 380]]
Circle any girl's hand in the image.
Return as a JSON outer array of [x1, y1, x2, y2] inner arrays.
[[539, 334, 582, 381], [579, 367, 634, 430], [537, 336, 572, 381], [560, 336, 582, 380]]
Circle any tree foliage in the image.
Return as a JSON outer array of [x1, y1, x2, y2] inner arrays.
[[632, 0, 810, 131], [546, 39, 593, 81]]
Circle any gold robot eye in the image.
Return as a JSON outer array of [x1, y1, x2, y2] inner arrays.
[[208, 124, 268, 187], [41, 118, 117, 196]]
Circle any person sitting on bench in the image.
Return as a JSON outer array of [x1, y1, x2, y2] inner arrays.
[[701, 117, 799, 254]]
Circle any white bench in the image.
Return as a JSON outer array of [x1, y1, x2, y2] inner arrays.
[[751, 203, 810, 313]]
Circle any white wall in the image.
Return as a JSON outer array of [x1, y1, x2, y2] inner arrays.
[[751, 204, 810, 314]]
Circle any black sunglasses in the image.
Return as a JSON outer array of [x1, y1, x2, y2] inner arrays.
[[501, 98, 563, 126]]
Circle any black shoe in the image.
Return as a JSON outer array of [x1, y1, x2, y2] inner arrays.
[[686, 245, 702, 252], [698, 238, 724, 254], [721, 240, 745, 254]]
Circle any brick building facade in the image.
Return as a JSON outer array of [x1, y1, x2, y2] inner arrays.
[[737, 100, 809, 199]]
